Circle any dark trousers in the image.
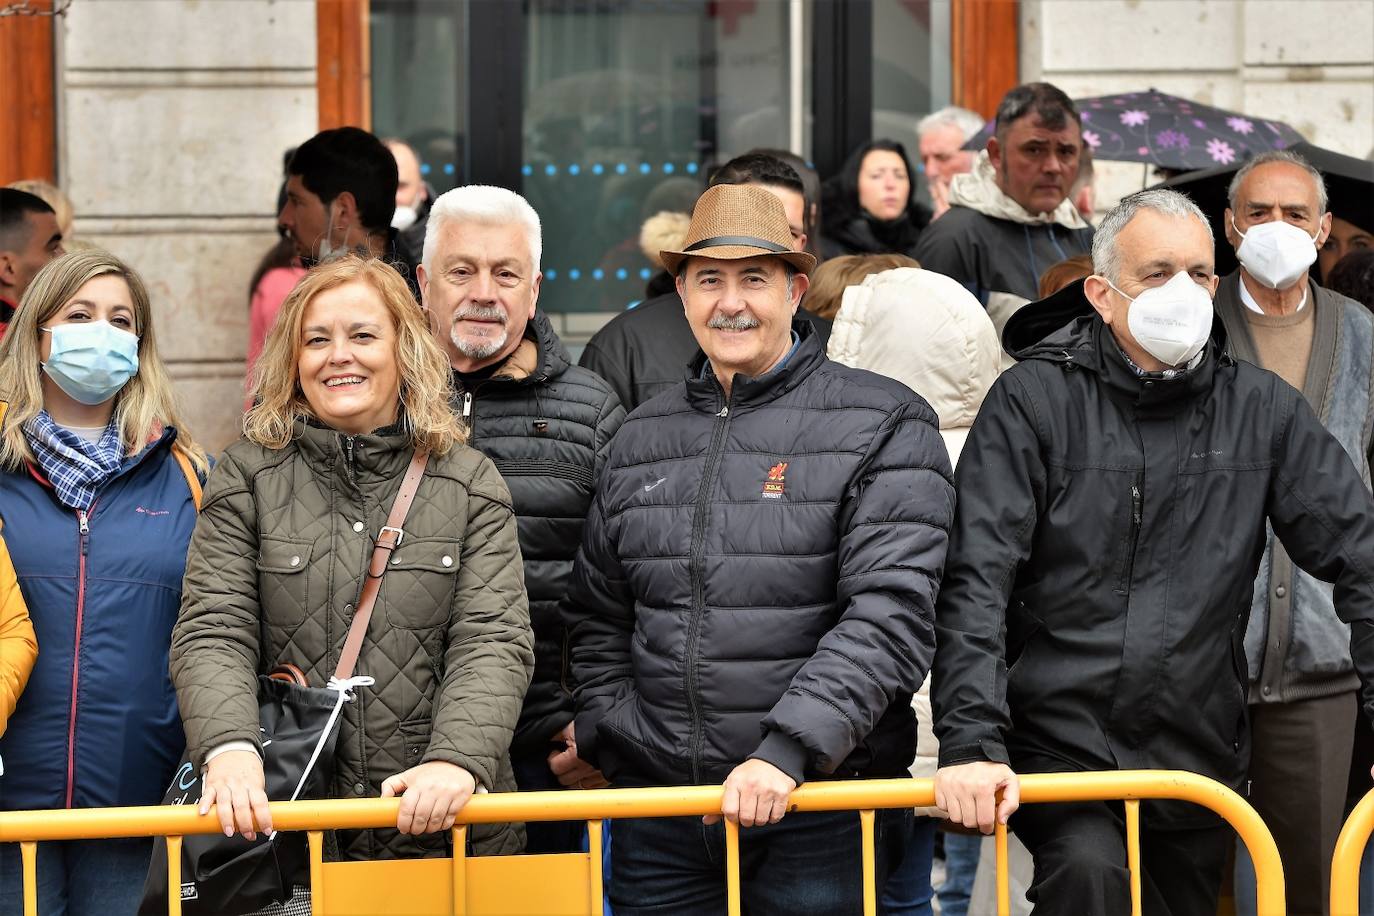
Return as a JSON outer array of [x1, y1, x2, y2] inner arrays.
[[1247, 691, 1357, 916], [511, 748, 586, 854], [0, 837, 153, 916], [1013, 801, 1229, 916], [609, 807, 912, 915]]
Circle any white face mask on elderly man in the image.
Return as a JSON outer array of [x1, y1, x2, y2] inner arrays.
[[1233, 218, 1320, 290], [1107, 271, 1215, 368]]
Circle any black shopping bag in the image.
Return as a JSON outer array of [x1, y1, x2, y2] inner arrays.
[[139, 674, 372, 916]]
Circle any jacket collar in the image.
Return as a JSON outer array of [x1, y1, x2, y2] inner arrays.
[[1005, 279, 1224, 409], [947, 150, 1089, 230], [684, 319, 827, 413], [455, 310, 570, 389], [294, 418, 415, 485]]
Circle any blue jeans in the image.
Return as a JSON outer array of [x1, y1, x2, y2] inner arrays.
[[0, 837, 154, 916], [880, 815, 936, 916], [937, 831, 982, 916], [609, 807, 912, 915]]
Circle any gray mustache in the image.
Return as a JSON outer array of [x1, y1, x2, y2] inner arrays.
[[707, 313, 760, 331], [454, 305, 507, 324]]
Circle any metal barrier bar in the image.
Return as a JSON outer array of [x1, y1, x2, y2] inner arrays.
[[20, 840, 36, 916], [587, 819, 604, 916], [1332, 788, 1374, 915], [309, 830, 325, 916], [0, 771, 1285, 914], [1126, 799, 1142, 916], [166, 834, 183, 916], [860, 808, 876, 916], [452, 824, 467, 916], [725, 818, 741, 916], [995, 821, 1010, 916]]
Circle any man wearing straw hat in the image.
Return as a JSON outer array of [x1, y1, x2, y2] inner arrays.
[[563, 183, 955, 914]]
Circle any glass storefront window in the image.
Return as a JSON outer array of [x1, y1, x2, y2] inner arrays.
[[370, 0, 468, 197], [523, 0, 808, 312], [872, 0, 952, 203]]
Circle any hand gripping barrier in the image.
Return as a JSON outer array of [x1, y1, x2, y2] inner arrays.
[[0, 770, 1284, 916], [1332, 788, 1374, 915]]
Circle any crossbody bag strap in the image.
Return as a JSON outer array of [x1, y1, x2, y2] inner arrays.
[[334, 448, 430, 681]]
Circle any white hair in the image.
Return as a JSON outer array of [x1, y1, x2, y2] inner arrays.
[[1226, 150, 1328, 215], [422, 185, 543, 275], [916, 106, 986, 143], [1092, 189, 1213, 284]]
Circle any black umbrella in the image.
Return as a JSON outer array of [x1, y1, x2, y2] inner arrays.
[[1155, 141, 1374, 278], [963, 89, 1306, 172]]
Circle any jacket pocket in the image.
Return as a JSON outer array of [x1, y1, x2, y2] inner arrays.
[[380, 537, 462, 630], [398, 717, 432, 766], [1112, 482, 1143, 596], [1005, 599, 1043, 678], [256, 537, 314, 627]]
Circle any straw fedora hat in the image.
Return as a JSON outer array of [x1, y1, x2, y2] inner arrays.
[[659, 184, 817, 277]]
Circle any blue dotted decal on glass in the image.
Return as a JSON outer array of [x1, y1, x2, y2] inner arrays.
[[569, 269, 581, 281], [639, 163, 651, 174], [420, 163, 432, 176], [616, 268, 628, 280], [592, 163, 604, 175], [616, 163, 628, 175], [545, 164, 558, 176], [443, 163, 455, 175], [545, 269, 557, 281], [664, 163, 675, 174], [569, 163, 581, 176], [640, 268, 652, 280], [592, 268, 604, 280], [686, 162, 699, 175], [521, 164, 533, 176]]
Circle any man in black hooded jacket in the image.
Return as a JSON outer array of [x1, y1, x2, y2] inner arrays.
[[931, 188, 1374, 915]]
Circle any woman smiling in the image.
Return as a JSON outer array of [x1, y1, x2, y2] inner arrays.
[[169, 255, 531, 895]]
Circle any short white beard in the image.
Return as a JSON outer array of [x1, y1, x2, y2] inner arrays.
[[449, 304, 509, 361]]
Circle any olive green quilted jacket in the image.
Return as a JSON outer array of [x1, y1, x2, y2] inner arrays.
[[170, 423, 532, 859]]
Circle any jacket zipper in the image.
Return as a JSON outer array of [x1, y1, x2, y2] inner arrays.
[[66, 503, 94, 808], [1124, 484, 1143, 590], [685, 396, 732, 783]]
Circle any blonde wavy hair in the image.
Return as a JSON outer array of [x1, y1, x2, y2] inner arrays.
[[0, 250, 209, 474], [243, 255, 465, 455]]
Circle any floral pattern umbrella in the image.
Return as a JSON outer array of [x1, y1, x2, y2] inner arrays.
[[963, 90, 1306, 171]]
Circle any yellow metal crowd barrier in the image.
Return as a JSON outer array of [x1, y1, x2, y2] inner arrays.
[[1332, 789, 1374, 916], [0, 770, 1283, 916]]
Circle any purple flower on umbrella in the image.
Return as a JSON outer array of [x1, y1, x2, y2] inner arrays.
[[1207, 138, 1237, 164], [1120, 109, 1149, 127], [1138, 147, 1150, 155], [1193, 119, 1208, 129], [1081, 111, 1092, 121], [1226, 116, 1254, 135], [1155, 129, 1190, 150], [1082, 130, 1101, 149]]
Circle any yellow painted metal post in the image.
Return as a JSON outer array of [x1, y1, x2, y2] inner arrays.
[[725, 819, 741, 916], [309, 831, 325, 916], [166, 836, 182, 916], [20, 841, 37, 916], [1333, 790, 1374, 915], [588, 820, 605, 916], [1125, 800, 1142, 916], [860, 809, 877, 916], [451, 825, 467, 916], [995, 822, 1010, 916]]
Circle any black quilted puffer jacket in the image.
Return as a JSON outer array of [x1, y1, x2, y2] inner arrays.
[[454, 311, 625, 757], [564, 322, 955, 786], [170, 423, 532, 860]]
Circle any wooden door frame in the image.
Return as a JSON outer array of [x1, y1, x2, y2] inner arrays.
[[316, 0, 371, 131], [0, 0, 57, 183], [952, 0, 1019, 121]]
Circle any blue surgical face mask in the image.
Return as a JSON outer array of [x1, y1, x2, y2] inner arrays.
[[41, 320, 140, 405]]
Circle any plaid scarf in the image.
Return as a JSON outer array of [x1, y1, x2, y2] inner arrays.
[[24, 410, 125, 511]]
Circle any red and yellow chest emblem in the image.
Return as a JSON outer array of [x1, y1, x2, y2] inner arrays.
[[762, 462, 787, 499]]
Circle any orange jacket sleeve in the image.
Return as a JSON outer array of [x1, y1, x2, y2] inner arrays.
[[0, 529, 37, 736]]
